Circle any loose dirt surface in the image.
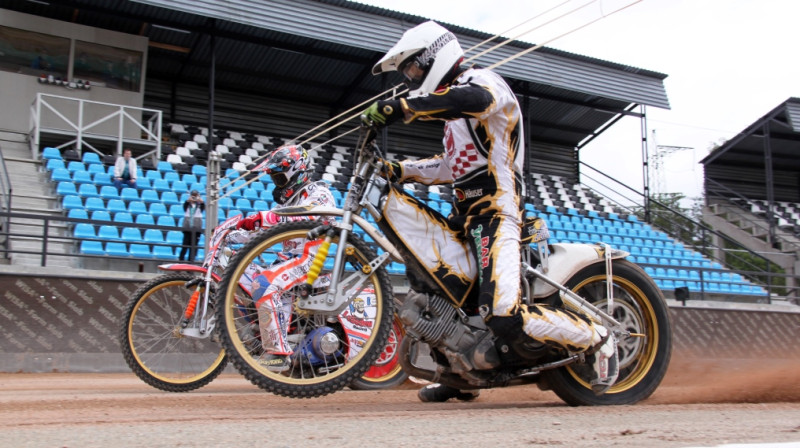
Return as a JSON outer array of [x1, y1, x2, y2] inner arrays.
[[1, 357, 799, 448]]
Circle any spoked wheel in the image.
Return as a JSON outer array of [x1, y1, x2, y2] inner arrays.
[[349, 313, 408, 390], [216, 220, 394, 398], [119, 272, 227, 392], [542, 259, 672, 406]]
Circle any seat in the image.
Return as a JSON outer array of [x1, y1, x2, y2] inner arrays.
[[93, 172, 112, 187], [149, 203, 169, 217], [235, 198, 253, 213], [152, 245, 175, 259], [42, 147, 62, 161], [56, 181, 78, 197], [46, 159, 66, 171], [129, 243, 152, 258], [120, 188, 139, 202], [105, 242, 129, 257], [145, 170, 162, 181], [113, 212, 134, 224], [105, 199, 127, 214], [98, 185, 119, 200], [77, 183, 99, 198], [166, 230, 184, 245], [157, 161, 175, 172], [128, 201, 148, 216], [90, 210, 111, 222], [73, 223, 96, 239], [192, 165, 207, 176], [134, 213, 155, 225], [67, 208, 89, 221], [120, 227, 142, 242], [80, 240, 105, 255], [156, 215, 176, 227], [84, 197, 106, 212], [66, 161, 86, 173], [171, 180, 188, 195], [97, 225, 120, 241], [61, 195, 83, 210], [152, 179, 171, 192], [161, 191, 180, 206], [169, 204, 185, 218], [140, 189, 161, 204], [51, 168, 72, 183], [81, 152, 102, 166]]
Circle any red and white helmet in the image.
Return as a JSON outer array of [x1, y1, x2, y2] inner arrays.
[[254, 145, 310, 204], [372, 21, 464, 98]]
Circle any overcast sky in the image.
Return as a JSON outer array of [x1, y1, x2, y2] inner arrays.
[[351, 0, 800, 206]]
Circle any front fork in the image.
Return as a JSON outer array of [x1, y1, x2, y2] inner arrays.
[[178, 271, 216, 339]]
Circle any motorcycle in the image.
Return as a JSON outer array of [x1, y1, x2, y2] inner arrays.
[[120, 196, 407, 392], [214, 126, 672, 405]]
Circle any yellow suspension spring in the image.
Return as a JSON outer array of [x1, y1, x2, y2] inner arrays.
[[305, 234, 332, 287]]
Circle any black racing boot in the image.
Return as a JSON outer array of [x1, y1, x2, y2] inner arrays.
[[417, 384, 480, 403]]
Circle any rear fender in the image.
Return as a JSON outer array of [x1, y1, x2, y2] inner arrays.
[[157, 264, 220, 282]]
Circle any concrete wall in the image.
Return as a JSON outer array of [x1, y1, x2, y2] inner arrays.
[[0, 9, 148, 135], [0, 265, 798, 373]]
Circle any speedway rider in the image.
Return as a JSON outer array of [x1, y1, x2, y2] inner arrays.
[[363, 21, 619, 402], [234, 145, 336, 372]]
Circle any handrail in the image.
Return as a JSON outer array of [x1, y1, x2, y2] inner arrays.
[[29, 93, 162, 160], [0, 148, 12, 255], [578, 160, 798, 303]]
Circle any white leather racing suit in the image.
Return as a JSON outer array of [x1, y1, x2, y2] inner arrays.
[[392, 66, 601, 352]]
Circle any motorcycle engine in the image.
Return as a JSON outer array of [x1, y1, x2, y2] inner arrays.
[[398, 290, 500, 374]]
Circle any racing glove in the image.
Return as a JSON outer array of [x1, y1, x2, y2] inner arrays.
[[362, 100, 403, 126], [379, 159, 402, 182], [236, 211, 280, 231]]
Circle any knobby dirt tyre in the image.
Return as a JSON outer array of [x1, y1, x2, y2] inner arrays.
[[348, 313, 408, 390], [542, 259, 672, 406], [216, 220, 394, 398], [119, 272, 227, 392]]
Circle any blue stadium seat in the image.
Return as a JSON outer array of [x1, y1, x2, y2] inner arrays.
[[140, 189, 160, 204], [106, 199, 127, 214], [252, 199, 269, 212], [51, 168, 72, 183], [171, 180, 188, 195], [61, 195, 83, 210], [156, 161, 174, 172], [149, 203, 169, 217], [181, 174, 198, 184], [157, 215, 176, 227], [77, 184, 99, 198], [143, 228, 164, 243], [192, 165, 207, 176], [81, 152, 102, 166], [145, 170, 162, 181], [218, 197, 233, 210], [128, 201, 148, 216], [42, 147, 62, 161], [67, 208, 89, 221], [135, 178, 152, 190], [152, 179, 171, 192], [97, 225, 120, 241], [163, 171, 180, 183], [93, 172, 112, 187], [166, 230, 183, 245], [73, 223, 96, 239], [188, 183, 205, 194], [46, 159, 66, 171], [99, 186, 119, 200], [87, 163, 105, 175], [90, 210, 111, 222], [129, 243, 151, 258], [84, 197, 106, 212], [105, 242, 129, 257], [113, 212, 133, 224], [120, 188, 139, 202], [80, 240, 105, 255], [134, 213, 155, 226], [56, 181, 78, 196], [161, 191, 180, 206], [153, 245, 175, 259], [66, 161, 86, 173], [120, 227, 142, 242], [235, 198, 253, 213], [168, 204, 184, 218]]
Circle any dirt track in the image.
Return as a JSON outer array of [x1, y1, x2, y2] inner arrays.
[[1, 357, 799, 448]]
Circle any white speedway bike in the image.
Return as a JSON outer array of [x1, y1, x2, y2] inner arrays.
[[214, 126, 672, 405]]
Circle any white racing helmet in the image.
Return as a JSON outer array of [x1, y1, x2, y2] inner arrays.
[[372, 21, 464, 98]]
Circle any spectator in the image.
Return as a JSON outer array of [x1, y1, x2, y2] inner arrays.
[[179, 190, 204, 262], [113, 148, 137, 191]]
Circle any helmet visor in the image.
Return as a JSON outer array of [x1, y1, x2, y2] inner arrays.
[[270, 172, 290, 188]]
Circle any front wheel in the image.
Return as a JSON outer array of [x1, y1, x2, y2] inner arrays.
[[119, 272, 227, 392], [542, 259, 672, 406], [216, 220, 394, 398]]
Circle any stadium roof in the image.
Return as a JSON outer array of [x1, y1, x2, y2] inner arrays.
[[701, 97, 800, 202], [2, 0, 670, 167]]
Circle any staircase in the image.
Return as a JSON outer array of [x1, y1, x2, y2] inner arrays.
[[0, 131, 76, 268]]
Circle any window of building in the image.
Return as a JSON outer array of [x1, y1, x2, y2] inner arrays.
[[73, 40, 142, 92], [0, 25, 70, 79]]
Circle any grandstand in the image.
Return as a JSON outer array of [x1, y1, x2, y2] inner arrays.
[[0, 0, 796, 305]]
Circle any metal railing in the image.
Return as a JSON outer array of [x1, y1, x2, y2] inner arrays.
[[29, 93, 162, 161], [0, 148, 12, 254]]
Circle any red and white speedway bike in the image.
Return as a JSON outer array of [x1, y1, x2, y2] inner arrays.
[[215, 126, 672, 405], [120, 205, 406, 392]]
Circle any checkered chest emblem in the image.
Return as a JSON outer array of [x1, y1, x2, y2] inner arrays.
[[451, 144, 479, 177]]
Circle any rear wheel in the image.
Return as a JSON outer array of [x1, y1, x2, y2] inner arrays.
[[349, 314, 408, 390], [542, 259, 672, 405], [216, 220, 394, 398], [120, 272, 227, 392]]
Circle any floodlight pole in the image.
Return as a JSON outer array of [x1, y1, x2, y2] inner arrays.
[[640, 105, 651, 223]]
